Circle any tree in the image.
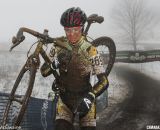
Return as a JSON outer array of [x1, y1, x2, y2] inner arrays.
[[112, 0, 155, 51]]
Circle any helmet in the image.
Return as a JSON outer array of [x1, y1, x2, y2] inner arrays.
[[60, 7, 87, 27]]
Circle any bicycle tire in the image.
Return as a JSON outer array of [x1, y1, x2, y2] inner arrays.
[[92, 36, 116, 76], [1, 64, 37, 127]]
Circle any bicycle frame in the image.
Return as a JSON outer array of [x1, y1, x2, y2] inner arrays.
[[1, 30, 60, 127], [1, 13, 116, 129]]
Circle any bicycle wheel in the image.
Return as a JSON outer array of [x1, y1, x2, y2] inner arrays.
[[92, 36, 116, 76], [92, 36, 116, 112], [1, 62, 37, 127]]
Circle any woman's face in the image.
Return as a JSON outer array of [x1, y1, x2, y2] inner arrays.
[[64, 26, 82, 44]]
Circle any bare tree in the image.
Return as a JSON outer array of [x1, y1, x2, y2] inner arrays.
[[112, 0, 155, 51]]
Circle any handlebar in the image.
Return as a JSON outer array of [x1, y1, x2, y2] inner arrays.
[[10, 27, 55, 51], [10, 27, 70, 51]]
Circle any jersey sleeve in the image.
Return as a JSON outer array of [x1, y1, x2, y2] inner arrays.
[[88, 46, 109, 97]]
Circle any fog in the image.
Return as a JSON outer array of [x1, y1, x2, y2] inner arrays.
[[0, 0, 160, 44], [0, 0, 116, 43]]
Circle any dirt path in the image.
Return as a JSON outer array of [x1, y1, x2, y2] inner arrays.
[[97, 65, 160, 130]]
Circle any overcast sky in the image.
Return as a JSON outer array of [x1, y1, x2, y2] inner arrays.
[[0, 0, 160, 43]]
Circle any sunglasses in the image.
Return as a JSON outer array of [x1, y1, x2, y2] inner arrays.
[[64, 26, 82, 34]]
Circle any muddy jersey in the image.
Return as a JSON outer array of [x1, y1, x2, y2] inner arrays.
[[49, 36, 105, 93], [40, 36, 108, 126]]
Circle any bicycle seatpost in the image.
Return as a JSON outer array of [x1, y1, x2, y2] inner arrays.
[[73, 112, 80, 129]]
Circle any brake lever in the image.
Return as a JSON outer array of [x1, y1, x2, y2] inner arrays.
[[10, 42, 19, 51], [10, 28, 26, 51], [10, 35, 25, 51]]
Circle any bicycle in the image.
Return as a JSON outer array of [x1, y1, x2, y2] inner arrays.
[[1, 14, 116, 129]]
